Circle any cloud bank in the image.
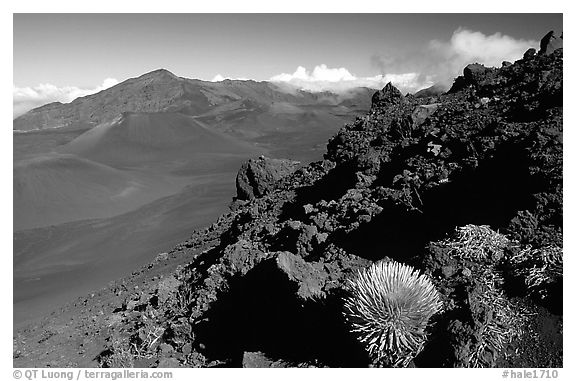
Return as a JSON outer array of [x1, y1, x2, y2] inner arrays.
[[269, 64, 434, 94], [13, 78, 119, 118], [432, 28, 537, 68], [272, 29, 537, 95], [210, 74, 249, 82], [372, 28, 538, 89]]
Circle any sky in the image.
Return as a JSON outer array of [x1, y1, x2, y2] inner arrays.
[[13, 13, 563, 117]]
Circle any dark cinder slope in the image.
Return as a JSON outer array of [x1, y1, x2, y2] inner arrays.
[[13, 154, 183, 230], [14, 173, 237, 326]]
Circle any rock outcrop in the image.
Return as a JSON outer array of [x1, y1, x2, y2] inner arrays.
[[371, 82, 405, 109], [539, 31, 563, 56], [235, 156, 300, 200]]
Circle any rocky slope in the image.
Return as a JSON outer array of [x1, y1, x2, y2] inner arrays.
[[14, 33, 563, 368]]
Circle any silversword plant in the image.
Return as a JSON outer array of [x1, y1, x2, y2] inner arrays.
[[343, 260, 442, 367]]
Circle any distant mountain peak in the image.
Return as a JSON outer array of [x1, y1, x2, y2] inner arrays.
[[413, 84, 447, 98], [13, 68, 373, 131], [137, 68, 179, 81]]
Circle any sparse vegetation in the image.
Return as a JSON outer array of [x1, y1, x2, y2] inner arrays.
[[425, 225, 531, 367], [98, 338, 135, 368], [465, 269, 529, 368], [439, 224, 510, 262], [509, 245, 563, 301], [99, 309, 166, 368]]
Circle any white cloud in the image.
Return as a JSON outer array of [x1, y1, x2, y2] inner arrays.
[[13, 78, 119, 119], [273, 27, 538, 95], [211, 74, 226, 82], [432, 28, 537, 68], [210, 74, 250, 82], [372, 28, 538, 89], [425, 28, 538, 87], [271, 64, 357, 83], [270, 64, 432, 94]]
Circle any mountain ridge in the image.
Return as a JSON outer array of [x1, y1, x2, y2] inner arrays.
[[14, 69, 374, 132]]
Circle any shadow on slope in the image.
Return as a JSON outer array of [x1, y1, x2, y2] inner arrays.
[[336, 143, 538, 262], [194, 259, 368, 367], [13, 154, 189, 231]]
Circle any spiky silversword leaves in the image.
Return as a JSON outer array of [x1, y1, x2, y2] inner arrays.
[[440, 225, 510, 262], [343, 260, 443, 367]]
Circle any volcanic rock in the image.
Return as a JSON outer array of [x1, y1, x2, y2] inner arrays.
[[463, 63, 490, 84], [524, 48, 537, 59], [539, 31, 563, 56], [411, 103, 440, 127], [371, 82, 405, 109], [235, 156, 300, 200], [156, 275, 181, 305], [242, 351, 288, 368], [275, 251, 326, 299]]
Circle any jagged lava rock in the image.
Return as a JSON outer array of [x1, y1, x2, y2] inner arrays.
[[411, 103, 440, 127], [463, 63, 491, 83], [539, 31, 563, 56], [371, 82, 405, 109], [235, 155, 301, 200], [275, 251, 327, 299], [242, 351, 288, 368], [524, 48, 537, 59]]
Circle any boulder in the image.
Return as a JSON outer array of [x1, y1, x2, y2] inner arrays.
[[242, 351, 287, 368], [157, 357, 180, 368], [236, 156, 300, 200], [275, 251, 326, 299], [412, 103, 440, 127], [523, 48, 537, 60], [371, 82, 404, 109], [156, 275, 181, 305], [221, 239, 267, 275], [539, 31, 563, 56], [463, 63, 490, 84]]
